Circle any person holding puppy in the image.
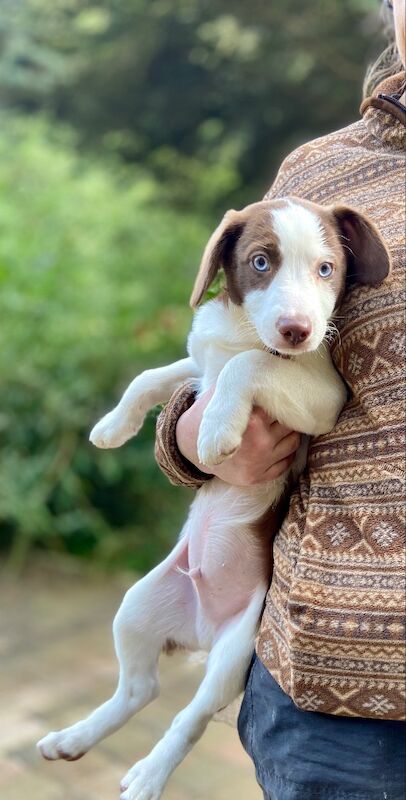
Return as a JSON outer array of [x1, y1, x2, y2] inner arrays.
[[155, 1, 406, 798]]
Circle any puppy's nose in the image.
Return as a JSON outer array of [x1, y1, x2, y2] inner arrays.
[[276, 315, 312, 346]]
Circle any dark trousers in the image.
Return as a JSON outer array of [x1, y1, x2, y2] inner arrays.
[[238, 655, 406, 800]]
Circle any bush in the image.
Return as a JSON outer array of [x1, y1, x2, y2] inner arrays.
[[0, 113, 211, 571]]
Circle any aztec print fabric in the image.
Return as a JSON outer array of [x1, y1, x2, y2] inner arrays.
[[155, 73, 406, 719], [257, 73, 406, 720]]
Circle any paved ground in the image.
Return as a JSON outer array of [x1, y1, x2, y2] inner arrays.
[[0, 558, 261, 800]]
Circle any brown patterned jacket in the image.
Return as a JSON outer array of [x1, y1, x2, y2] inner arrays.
[[155, 73, 406, 720]]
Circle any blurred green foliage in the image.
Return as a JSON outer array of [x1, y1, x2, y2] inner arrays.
[[1, 0, 383, 209], [0, 0, 386, 570], [0, 114, 209, 570]]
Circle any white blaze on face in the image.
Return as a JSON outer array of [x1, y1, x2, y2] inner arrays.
[[244, 202, 337, 353]]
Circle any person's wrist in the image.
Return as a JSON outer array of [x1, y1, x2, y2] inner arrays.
[[175, 407, 213, 475]]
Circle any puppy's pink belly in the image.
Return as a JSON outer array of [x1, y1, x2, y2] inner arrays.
[[184, 518, 270, 628], [188, 566, 257, 627]]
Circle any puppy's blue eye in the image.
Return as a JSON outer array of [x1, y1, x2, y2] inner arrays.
[[252, 254, 270, 272], [318, 262, 333, 278]]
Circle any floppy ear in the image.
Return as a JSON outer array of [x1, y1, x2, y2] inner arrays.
[[332, 206, 391, 286], [190, 209, 244, 308]]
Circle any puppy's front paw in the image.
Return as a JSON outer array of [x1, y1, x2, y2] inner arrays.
[[89, 409, 143, 448], [37, 724, 90, 761], [120, 757, 166, 800], [197, 414, 242, 467]]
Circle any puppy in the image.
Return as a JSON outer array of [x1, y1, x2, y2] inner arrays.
[[37, 198, 390, 800]]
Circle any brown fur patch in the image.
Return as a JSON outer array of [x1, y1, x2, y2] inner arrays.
[[225, 203, 283, 304], [162, 638, 186, 656], [332, 205, 391, 286]]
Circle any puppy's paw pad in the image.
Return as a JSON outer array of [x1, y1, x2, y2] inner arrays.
[[37, 728, 88, 761]]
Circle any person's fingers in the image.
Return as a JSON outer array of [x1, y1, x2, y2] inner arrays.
[[259, 452, 297, 483], [212, 417, 300, 483], [267, 430, 301, 464], [244, 410, 293, 447], [214, 430, 300, 485], [268, 419, 295, 441], [250, 406, 292, 437]]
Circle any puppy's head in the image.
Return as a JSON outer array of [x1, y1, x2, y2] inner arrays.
[[190, 198, 391, 355]]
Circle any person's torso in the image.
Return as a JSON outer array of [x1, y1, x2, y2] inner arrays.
[[258, 107, 406, 719]]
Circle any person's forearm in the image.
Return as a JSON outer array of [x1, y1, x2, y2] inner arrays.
[[155, 383, 212, 488], [175, 388, 216, 475]]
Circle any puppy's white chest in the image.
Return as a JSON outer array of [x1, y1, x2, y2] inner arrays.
[[195, 344, 238, 394], [187, 299, 260, 394]]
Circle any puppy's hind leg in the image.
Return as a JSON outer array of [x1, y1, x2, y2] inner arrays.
[[120, 586, 265, 800], [37, 538, 197, 763]]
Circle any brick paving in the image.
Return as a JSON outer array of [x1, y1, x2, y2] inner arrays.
[[0, 559, 261, 800]]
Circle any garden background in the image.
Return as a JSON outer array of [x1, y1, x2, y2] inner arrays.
[[0, 0, 386, 574]]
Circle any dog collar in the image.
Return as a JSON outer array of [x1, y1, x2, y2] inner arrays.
[[265, 347, 292, 360]]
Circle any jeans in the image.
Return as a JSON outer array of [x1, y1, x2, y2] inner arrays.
[[238, 655, 406, 800]]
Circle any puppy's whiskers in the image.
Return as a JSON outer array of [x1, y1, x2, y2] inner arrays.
[[323, 320, 341, 349]]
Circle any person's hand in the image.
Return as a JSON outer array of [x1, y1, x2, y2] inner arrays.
[[175, 386, 300, 486]]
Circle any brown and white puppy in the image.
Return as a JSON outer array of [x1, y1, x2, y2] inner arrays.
[[38, 199, 390, 800]]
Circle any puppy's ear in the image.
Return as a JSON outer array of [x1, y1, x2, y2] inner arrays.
[[332, 206, 391, 286], [190, 210, 243, 308]]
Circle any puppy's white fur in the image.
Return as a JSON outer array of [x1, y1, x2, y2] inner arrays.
[[37, 202, 348, 800]]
